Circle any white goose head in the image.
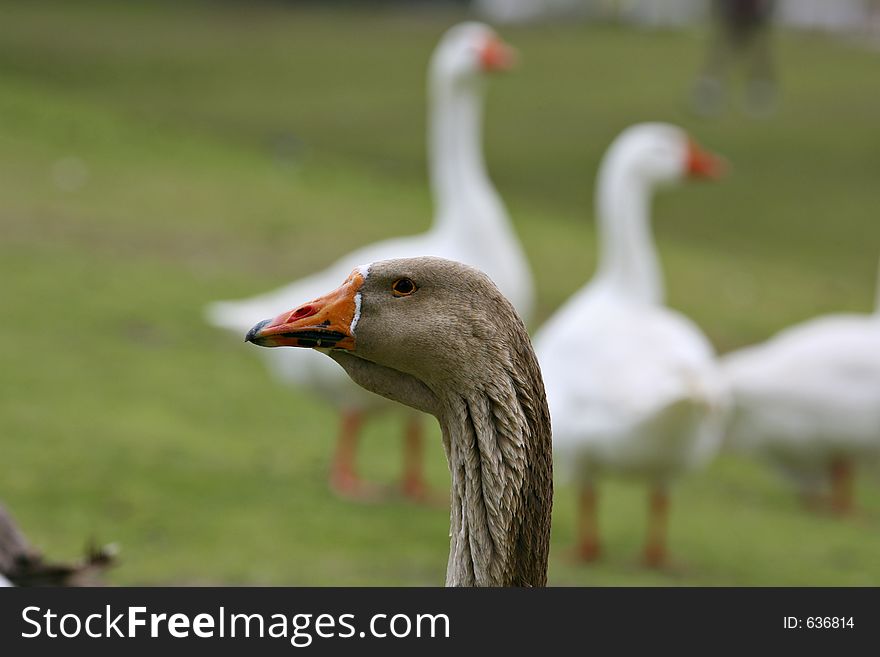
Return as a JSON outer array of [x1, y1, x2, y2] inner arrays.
[[600, 123, 725, 188], [430, 21, 516, 86], [594, 123, 725, 304]]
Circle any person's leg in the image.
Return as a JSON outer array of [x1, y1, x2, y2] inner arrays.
[[692, 3, 735, 115], [743, 22, 778, 116]]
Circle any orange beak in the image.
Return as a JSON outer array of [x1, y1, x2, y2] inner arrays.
[[479, 35, 518, 72], [245, 271, 364, 350], [686, 138, 727, 179]]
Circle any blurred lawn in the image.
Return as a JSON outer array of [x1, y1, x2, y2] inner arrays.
[[1, 0, 879, 585]]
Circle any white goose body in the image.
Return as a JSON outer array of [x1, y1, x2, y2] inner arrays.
[[534, 123, 728, 564], [207, 23, 533, 403], [536, 123, 728, 484], [542, 285, 725, 481], [722, 298, 880, 494]]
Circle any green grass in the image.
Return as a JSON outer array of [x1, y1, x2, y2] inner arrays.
[[1, 0, 879, 585]]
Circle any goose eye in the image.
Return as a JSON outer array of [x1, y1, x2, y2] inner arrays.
[[391, 278, 417, 297]]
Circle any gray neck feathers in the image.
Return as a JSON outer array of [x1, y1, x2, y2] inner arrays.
[[326, 277, 553, 587], [438, 334, 552, 587]]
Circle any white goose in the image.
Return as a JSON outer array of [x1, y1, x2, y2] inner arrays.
[[721, 263, 880, 513], [206, 23, 533, 500], [534, 123, 729, 566]]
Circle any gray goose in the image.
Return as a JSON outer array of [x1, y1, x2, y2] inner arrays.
[[246, 257, 552, 586]]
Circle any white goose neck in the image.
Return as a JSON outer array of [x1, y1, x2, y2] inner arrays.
[[594, 161, 664, 305], [428, 75, 494, 226]]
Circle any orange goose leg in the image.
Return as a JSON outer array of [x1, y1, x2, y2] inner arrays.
[[644, 486, 669, 568], [829, 458, 854, 516], [329, 409, 373, 500], [401, 415, 429, 502], [576, 484, 601, 562]]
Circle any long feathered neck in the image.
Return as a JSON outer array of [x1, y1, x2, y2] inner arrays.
[[426, 71, 534, 321], [325, 289, 552, 587], [593, 157, 664, 305], [436, 337, 552, 587], [428, 73, 495, 228]]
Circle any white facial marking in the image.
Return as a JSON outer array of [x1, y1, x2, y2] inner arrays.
[[350, 291, 362, 336], [349, 262, 370, 337]]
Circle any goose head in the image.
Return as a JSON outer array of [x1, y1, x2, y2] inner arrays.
[[593, 123, 726, 304], [246, 258, 522, 398], [246, 257, 552, 586], [601, 122, 725, 188], [431, 22, 517, 86]]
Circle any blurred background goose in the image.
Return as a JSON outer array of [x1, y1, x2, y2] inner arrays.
[[0, 504, 115, 586], [245, 257, 552, 586], [206, 22, 533, 501], [721, 262, 880, 513], [534, 123, 729, 567]]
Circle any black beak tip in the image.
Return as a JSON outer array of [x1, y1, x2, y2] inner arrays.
[[245, 319, 271, 344]]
